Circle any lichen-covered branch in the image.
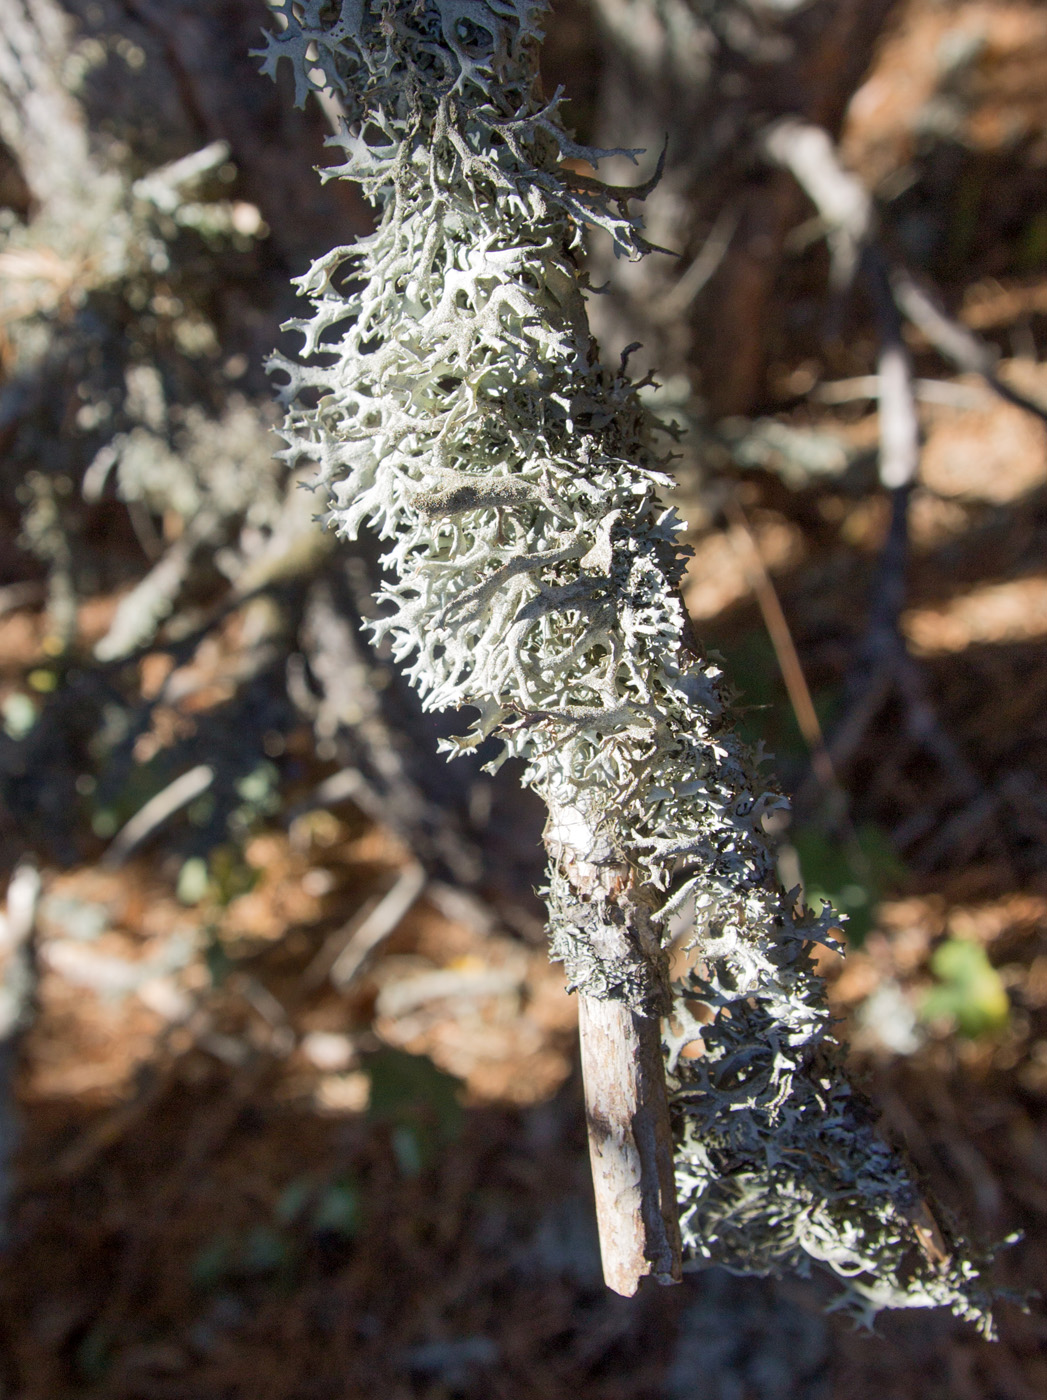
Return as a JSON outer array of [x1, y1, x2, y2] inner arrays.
[[259, 0, 996, 1328]]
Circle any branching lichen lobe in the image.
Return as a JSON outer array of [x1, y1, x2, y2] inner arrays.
[[260, 0, 996, 1328]]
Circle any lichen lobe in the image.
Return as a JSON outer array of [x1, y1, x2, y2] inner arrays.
[[260, 0, 999, 1332]]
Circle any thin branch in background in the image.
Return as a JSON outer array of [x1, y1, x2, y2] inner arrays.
[[654, 204, 740, 316], [764, 117, 1047, 427], [761, 118, 872, 291], [724, 499, 839, 801], [892, 269, 1047, 427], [724, 498, 870, 880], [0, 861, 41, 1238], [763, 120, 987, 851], [867, 258, 921, 493], [860, 244, 920, 654], [102, 764, 214, 870], [759, 121, 917, 653], [813, 376, 988, 409], [303, 860, 427, 992], [93, 508, 221, 663]]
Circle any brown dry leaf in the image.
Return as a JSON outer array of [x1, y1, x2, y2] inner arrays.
[[962, 278, 1047, 332], [0, 610, 46, 673], [370, 920, 576, 1105], [904, 574, 1047, 654], [921, 391, 1047, 503], [843, 1, 1047, 183]]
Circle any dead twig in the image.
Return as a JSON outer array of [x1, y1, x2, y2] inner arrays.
[[303, 860, 427, 992], [101, 764, 214, 870], [764, 119, 1047, 429], [813, 376, 988, 409], [724, 499, 840, 805], [546, 799, 682, 1294], [0, 861, 40, 1236], [865, 247, 921, 496], [764, 120, 988, 844], [578, 995, 682, 1295], [892, 270, 1047, 428], [761, 119, 872, 291]]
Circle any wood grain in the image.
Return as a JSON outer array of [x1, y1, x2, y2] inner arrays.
[[579, 993, 682, 1295]]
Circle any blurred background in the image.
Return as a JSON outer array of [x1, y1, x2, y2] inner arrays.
[[0, 0, 1046, 1395]]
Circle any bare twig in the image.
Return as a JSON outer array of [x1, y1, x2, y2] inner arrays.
[[300, 861, 427, 993], [764, 121, 988, 840], [93, 509, 222, 663], [578, 995, 682, 1295], [654, 205, 740, 316], [869, 277, 921, 493], [325, 861, 427, 990], [761, 118, 872, 290], [813, 376, 988, 409], [892, 270, 1047, 427], [724, 498, 840, 804], [102, 764, 214, 869], [0, 860, 40, 1237], [547, 804, 682, 1294], [859, 245, 921, 675]]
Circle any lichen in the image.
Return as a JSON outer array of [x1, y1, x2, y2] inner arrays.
[[259, 0, 997, 1329]]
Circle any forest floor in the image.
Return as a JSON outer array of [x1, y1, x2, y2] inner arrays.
[[3, 1, 1047, 1397]]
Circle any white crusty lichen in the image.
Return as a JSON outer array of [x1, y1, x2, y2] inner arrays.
[[259, 0, 996, 1328]]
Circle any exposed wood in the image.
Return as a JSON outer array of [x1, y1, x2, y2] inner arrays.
[[545, 799, 682, 1297], [578, 993, 682, 1296]]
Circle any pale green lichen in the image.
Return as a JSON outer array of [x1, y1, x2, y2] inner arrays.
[[259, 0, 997, 1329]]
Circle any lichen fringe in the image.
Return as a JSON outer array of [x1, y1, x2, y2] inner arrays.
[[258, 0, 997, 1330]]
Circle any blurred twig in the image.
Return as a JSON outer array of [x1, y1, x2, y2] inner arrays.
[[724, 499, 839, 802], [813, 377, 988, 409], [765, 119, 988, 846], [892, 271, 1047, 426], [654, 204, 739, 316], [102, 765, 214, 870], [0, 861, 40, 1238], [304, 860, 427, 992]]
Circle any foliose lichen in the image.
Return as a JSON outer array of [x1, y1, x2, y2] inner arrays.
[[259, 0, 997, 1329]]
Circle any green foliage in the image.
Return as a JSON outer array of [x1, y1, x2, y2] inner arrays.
[[793, 822, 906, 945], [921, 938, 1010, 1038], [366, 1047, 465, 1175], [176, 855, 210, 905], [2, 692, 37, 740], [190, 1225, 291, 1289], [207, 844, 260, 906], [231, 761, 282, 827], [276, 1175, 362, 1239], [75, 1326, 112, 1383], [191, 1175, 363, 1298]]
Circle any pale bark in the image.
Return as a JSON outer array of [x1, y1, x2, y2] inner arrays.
[[579, 995, 682, 1294]]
